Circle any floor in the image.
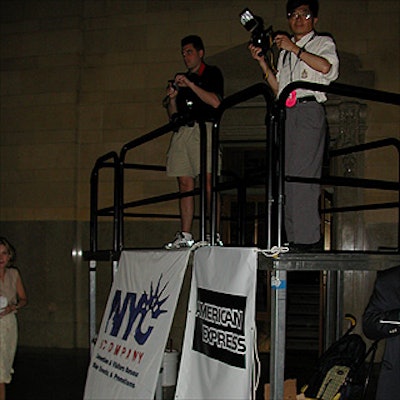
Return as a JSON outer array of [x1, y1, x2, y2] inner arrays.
[[7, 347, 89, 400], [6, 347, 378, 400]]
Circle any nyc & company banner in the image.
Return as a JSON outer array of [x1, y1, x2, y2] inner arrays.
[[175, 247, 258, 399], [84, 250, 190, 400]]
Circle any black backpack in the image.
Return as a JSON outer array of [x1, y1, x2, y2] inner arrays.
[[301, 332, 368, 400]]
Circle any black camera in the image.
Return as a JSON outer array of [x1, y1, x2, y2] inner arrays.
[[168, 79, 179, 91], [168, 72, 189, 92], [239, 8, 274, 56]]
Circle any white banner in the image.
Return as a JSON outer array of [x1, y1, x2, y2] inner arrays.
[[175, 247, 258, 399], [84, 250, 191, 400]]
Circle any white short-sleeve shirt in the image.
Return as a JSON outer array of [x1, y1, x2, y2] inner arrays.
[[276, 30, 339, 102]]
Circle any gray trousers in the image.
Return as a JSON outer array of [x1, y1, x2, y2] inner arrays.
[[284, 101, 326, 244]]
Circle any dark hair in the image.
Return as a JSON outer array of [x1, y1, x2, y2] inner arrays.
[[0, 237, 16, 265], [286, 0, 319, 18], [181, 35, 205, 52]]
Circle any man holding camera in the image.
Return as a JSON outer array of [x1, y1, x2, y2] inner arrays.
[[164, 35, 224, 249], [249, 0, 339, 252]]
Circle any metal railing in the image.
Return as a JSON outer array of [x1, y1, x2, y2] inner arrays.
[[275, 81, 400, 250], [86, 82, 276, 256], [85, 81, 399, 257], [84, 81, 399, 399]]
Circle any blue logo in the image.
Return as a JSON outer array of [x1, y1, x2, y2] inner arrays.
[[105, 275, 169, 345]]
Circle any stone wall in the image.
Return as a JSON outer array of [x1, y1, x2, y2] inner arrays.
[[0, 0, 399, 348]]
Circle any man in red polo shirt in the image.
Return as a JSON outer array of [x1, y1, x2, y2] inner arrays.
[[164, 35, 224, 249]]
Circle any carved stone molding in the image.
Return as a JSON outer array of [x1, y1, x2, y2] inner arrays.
[[326, 101, 367, 177], [326, 100, 369, 251]]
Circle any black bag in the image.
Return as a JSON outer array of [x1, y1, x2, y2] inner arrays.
[[300, 313, 380, 400], [302, 332, 367, 400]]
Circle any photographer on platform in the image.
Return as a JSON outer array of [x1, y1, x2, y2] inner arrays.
[[164, 35, 224, 249], [249, 0, 339, 252]]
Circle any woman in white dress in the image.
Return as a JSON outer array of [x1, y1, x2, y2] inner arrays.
[[0, 237, 27, 400]]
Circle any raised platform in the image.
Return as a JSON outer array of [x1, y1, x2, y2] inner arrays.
[[258, 250, 400, 271], [83, 248, 399, 400]]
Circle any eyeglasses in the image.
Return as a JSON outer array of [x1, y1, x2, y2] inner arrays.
[[287, 11, 312, 20]]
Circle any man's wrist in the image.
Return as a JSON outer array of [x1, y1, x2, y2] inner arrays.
[[293, 44, 303, 58], [258, 58, 267, 68]]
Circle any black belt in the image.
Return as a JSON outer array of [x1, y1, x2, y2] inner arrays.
[[297, 96, 317, 104]]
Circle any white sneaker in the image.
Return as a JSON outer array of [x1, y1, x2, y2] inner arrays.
[[164, 232, 195, 250], [205, 233, 224, 246]]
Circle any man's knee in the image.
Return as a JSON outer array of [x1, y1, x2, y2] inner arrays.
[[178, 176, 195, 192]]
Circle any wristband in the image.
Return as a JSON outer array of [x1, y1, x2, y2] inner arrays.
[[297, 48, 304, 59]]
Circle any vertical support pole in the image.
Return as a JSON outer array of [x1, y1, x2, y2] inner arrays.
[[266, 109, 277, 250], [324, 270, 338, 349], [210, 121, 220, 245], [238, 182, 247, 246], [336, 271, 344, 339], [89, 259, 97, 355], [199, 121, 207, 242], [89, 167, 99, 256], [119, 158, 125, 250], [270, 268, 287, 400], [277, 107, 286, 248], [114, 156, 121, 252]]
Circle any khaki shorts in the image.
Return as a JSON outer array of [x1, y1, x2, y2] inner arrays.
[[166, 122, 222, 177]]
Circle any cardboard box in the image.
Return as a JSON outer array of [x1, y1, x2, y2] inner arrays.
[[265, 379, 297, 400]]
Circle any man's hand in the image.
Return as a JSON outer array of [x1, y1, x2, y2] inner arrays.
[[175, 73, 190, 88], [174, 73, 220, 108], [274, 34, 297, 53], [248, 44, 264, 62], [166, 81, 178, 100]]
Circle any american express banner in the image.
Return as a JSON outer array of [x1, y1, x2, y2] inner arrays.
[[84, 250, 190, 400], [175, 247, 258, 399]]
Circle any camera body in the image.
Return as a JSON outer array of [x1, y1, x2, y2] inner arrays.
[[239, 8, 274, 56], [168, 72, 189, 92], [168, 79, 179, 91]]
